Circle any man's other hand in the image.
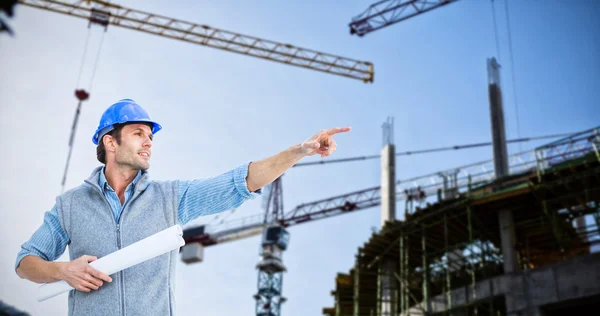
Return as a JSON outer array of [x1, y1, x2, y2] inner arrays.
[[59, 255, 112, 292]]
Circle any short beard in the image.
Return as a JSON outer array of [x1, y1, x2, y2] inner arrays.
[[115, 152, 150, 171]]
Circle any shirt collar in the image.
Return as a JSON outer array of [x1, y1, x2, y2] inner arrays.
[[98, 166, 142, 193]]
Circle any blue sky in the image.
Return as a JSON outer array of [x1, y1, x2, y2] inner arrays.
[[1, 0, 598, 315]]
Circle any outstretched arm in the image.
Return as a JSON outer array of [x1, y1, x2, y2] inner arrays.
[[177, 126, 351, 225], [245, 126, 351, 192]]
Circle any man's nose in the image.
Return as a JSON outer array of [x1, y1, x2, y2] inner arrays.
[[142, 137, 152, 148]]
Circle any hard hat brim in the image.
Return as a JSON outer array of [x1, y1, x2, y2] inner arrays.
[[93, 120, 162, 145]]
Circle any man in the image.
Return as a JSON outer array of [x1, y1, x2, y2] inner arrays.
[[15, 98, 350, 316]]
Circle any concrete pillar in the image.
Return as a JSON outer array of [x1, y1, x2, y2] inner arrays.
[[499, 209, 519, 273], [488, 57, 519, 274], [380, 117, 396, 316], [487, 57, 509, 177], [353, 260, 360, 316], [379, 261, 396, 316], [381, 144, 396, 227], [575, 215, 590, 253]]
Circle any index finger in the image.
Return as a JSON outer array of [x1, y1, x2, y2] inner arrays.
[[88, 267, 112, 283], [324, 126, 351, 135]]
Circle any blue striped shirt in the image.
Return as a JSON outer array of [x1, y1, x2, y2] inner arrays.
[[99, 167, 143, 222], [15, 163, 261, 270]]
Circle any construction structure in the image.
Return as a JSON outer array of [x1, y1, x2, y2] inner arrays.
[[321, 56, 600, 316], [323, 125, 600, 315], [326, 7, 600, 312]]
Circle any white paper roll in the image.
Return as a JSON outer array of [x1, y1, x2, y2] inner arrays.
[[37, 224, 185, 302]]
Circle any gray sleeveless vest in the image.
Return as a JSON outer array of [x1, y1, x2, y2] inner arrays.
[[57, 166, 179, 316]]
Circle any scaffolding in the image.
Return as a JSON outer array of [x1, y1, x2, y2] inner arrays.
[[324, 126, 600, 316]]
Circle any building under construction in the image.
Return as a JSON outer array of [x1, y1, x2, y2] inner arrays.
[[323, 125, 600, 316], [322, 59, 600, 316]]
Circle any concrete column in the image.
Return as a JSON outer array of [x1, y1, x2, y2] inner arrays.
[[487, 57, 509, 177], [353, 260, 360, 316], [381, 144, 396, 227], [379, 261, 396, 316], [488, 57, 519, 274], [499, 209, 519, 273], [575, 215, 590, 253], [380, 118, 396, 315]]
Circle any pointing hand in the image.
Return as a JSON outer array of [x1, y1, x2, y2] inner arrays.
[[300, 127, 351, 158]]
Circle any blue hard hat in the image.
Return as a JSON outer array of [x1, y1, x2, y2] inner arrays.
[[92, 99, 162, 145]]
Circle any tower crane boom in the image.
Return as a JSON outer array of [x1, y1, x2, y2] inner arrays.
[[183, 184, 381, 248], [349, 0, 458, 37], [19, 0, 374, 82]]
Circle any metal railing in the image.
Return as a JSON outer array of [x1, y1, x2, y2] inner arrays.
[[398, 126, 600, 210], [535, 126, 600, 179]]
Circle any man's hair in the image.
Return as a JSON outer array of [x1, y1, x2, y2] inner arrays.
[[96, 123, 125, 164]]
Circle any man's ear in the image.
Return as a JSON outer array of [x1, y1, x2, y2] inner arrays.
[[103, 135, 117, 153]]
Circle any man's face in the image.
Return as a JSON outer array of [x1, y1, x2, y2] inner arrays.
[[114, 123, 153, 171]]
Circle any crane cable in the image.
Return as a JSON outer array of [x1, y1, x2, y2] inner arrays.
[[491, 0, 523, 152], [61, 26, 107, 193], [490, 0, 502, 62], [503, 0, 522, 151]]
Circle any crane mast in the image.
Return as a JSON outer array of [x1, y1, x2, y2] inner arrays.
[[254, 177, 288, 316]]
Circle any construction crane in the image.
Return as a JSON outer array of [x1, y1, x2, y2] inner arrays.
[[349, 0, 459, 37], [18, 0, 374, 83]]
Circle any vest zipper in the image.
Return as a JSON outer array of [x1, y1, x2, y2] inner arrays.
[[117, 191, 139, 316], [117, 223, 125, 316], [91, 186, 126, 316]]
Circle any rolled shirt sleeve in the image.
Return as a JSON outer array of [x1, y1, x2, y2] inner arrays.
[[178, 162, 262, 225], [15, 204, 70, 272]]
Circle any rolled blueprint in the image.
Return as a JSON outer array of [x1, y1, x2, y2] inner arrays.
[[37, 224, 185, 302]]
